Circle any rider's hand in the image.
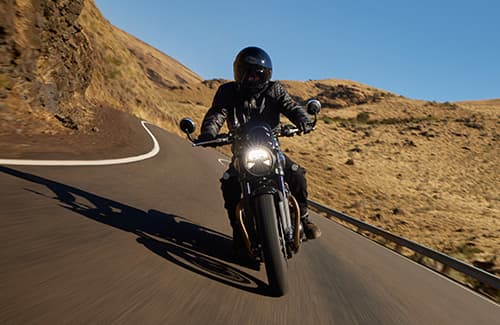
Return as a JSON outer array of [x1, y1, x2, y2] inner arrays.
[[281, 124, 296, 137], [298, 120, 313, 134]]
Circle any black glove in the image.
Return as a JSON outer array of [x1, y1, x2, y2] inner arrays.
[[281, 124, 296, 137], [196, 133, 217, 147], [298, 120, 313, 134]]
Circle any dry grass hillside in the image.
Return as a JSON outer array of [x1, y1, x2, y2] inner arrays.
[[0, 0, 498, 289], [78, 0, 208, 128]]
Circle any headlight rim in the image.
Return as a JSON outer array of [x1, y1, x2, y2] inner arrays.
[[243, 146, 275, 176]]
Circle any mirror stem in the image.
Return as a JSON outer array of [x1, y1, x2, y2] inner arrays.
[[186, 132, 195, 142]]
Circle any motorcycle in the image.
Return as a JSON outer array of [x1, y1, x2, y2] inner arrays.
[[179, 99, 321, 296]]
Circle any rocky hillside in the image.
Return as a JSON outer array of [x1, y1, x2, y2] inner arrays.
[[0, 0, 92, 133], [0, 0, 214, 136], [0, 0, 498, 294]]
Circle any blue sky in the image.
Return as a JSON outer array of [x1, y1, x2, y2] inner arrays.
[[94, 0, 499, 102]]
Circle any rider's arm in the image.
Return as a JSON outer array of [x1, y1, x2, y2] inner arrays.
[[273, 82, 311, 126], [200, 84, 230, 138]]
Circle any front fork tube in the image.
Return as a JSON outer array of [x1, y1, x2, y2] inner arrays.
[[277, 177, 293, 241], [289, 194, 301, 252], [235, 179, 301, 257], [278, 176, 301, 252]]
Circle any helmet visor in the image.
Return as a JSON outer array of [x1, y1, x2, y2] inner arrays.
[[245, 67, 265, 83], [241, 66, 270, 90]]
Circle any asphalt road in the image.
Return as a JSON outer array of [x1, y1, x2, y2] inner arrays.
[[0, 123, 498, 324]]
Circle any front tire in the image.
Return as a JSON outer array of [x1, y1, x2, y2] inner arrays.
[[255, 194, 288, 296]]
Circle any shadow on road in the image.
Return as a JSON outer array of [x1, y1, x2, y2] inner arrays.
[[0, 166, 272, 296]]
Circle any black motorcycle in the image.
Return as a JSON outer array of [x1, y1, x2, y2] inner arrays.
[[179, 99, 321, 296]]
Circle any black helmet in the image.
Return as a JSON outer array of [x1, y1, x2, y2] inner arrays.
[[233, 46, 272, 92]]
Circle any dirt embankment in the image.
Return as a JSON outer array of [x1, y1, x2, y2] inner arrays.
[[0, 0, 94, 136]]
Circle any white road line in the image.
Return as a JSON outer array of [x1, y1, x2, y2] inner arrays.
[[217, 158, 231, 167], [0, 121, 160, 166]]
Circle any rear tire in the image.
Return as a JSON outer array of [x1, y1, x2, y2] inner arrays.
[[255, 194, 288, 296]]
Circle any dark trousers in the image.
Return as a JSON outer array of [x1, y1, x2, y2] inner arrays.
[[220, 154, 308, 229]]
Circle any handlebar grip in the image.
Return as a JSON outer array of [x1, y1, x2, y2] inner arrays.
[[193, 134, 230, 147]]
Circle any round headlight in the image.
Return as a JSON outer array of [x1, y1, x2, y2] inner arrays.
[[244, 146, 274, 176]]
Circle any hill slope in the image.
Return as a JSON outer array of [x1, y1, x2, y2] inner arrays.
[[0, 0, 498, 284]]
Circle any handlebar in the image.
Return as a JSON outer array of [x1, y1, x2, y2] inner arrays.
[[192, 134, 231, 147], [181, 99, 321, 148], [192, 124, 312, 147]]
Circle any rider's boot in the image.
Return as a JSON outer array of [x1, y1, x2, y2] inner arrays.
[[302, 212, 321, 239]]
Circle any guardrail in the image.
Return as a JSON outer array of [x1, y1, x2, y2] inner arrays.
[[308, 199, 500, 291]]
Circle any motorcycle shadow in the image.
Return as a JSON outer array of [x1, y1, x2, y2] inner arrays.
[[0, 166, 273, 297], [135, 210, 269, 295]]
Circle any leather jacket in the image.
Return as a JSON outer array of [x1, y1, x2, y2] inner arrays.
[[200, 81, 310, 137]]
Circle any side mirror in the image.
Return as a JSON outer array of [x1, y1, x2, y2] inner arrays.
[[306, 99, 321, 115], [179, 117, 196, 134]]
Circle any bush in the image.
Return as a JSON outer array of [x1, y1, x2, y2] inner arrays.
[[105, 55, 122, 66], [356, 111, 370, 123], [0, 73, 8, 88], [322, 116, 345, 124]]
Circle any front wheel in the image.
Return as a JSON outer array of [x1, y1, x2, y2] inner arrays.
[[255, 194, 288, 296]]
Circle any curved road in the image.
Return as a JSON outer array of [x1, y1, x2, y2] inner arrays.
[[0, 122, 498, 324]]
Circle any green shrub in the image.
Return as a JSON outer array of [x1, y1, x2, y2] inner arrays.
[[105, 55, 122, 66], [356, 111, 370, 123], [322, 116, 346, 124], [107, 68, 121, 79], [0, 73, 8, 88]]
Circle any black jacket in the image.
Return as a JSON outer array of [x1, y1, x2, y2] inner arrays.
[[200, 81, 310, 137]]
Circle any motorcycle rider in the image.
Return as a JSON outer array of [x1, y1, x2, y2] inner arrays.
[[198, 46, 321, 256]]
